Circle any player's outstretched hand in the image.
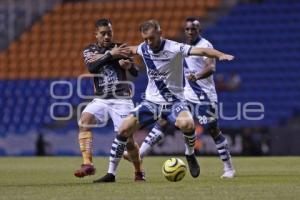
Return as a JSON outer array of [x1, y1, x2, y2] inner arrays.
[[219, 54, 234, 61], [111, 44, 131, 58]]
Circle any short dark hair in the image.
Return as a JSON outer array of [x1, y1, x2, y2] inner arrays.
[[139, 20, 161, 33], [186, 17, 199, 23], [95, 18, 112, 28], [186, 17, 201, 26]]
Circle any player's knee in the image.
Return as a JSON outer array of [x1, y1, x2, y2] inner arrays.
[[176, 119, 194, 132], [78, 113, 95, 131], [118, 115, 139, 138], [78, 121, 91, 132], [118, 129, 128, 138], [78, 119, 91, 132]]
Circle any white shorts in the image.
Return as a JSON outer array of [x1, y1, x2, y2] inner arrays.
[[82, 98, 134, 131]]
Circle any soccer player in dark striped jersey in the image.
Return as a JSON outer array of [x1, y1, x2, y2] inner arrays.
[[74, 18, 145, 181]]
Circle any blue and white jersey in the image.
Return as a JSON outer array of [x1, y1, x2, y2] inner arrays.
[[137, 39, 192, 104], [183, 37, 218, 104]]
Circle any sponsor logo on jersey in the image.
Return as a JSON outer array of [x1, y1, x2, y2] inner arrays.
[[148, 69, 168, 81]]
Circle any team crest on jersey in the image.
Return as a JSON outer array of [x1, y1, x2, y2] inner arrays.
[[83, 50, 96, 61], [98, 66, 118, 92], [162, 51, 169, 57], [179, 44, 185, 52]]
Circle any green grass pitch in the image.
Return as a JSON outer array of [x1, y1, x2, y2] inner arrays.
[[0, 157, 300, 200]]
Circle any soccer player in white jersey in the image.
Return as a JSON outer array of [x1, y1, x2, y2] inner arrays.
[[185, 17, 235, 178], [135, 18, 236, 179], [93, 20, 234, 183]]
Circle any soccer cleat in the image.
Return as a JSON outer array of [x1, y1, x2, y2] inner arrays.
[[93, 173, 116, 183], [185, 154, 200, 178], [135, 171, 146, 181], [74, 164, 96, 178], [220, 169, 236, 179]]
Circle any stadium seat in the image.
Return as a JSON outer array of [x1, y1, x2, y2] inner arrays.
[[204, 1, 300, 127], [14, 0, 300, 134]]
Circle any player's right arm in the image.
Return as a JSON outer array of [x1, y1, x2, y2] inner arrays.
[[83, 44, 131, 73], [173, 40, 234, 61]]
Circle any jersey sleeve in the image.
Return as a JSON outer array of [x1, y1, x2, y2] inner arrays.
[[136, 43, 143, 56], [203, 41, 214, 61], [171, 41, 192, 57], [82, 45, 113, 73], [207, 42, 213, 49], [82, 47, 95, 64]]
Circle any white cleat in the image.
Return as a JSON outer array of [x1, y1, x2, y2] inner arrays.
[[220, 169, 236, 179]]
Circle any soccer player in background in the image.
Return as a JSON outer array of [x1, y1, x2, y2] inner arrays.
[[94, 20, 234, 183], [74, 18, 145, 181], [133, 17, 236, 179], [184, 17, 235, 178]]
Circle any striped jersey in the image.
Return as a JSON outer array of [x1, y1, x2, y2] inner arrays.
[[83, 43, 132, 99], [137, 39, 192, 104], [183, 37, 218, 104]]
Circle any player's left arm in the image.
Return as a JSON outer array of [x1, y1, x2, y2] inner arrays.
[[188, 58, 216, 81], [189, 47, 234, 61]]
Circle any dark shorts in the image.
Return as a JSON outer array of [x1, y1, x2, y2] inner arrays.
[[187, 101, 218, 130], [131, 101, 190, 128]]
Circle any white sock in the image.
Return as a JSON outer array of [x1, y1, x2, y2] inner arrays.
[[139, 123, 165, 158], [139, 142, 151, 159], [183, 133, 196, 155], [214, 133, 234, 170], [224, 159, 234, 171], [107, 135, 127, 175]]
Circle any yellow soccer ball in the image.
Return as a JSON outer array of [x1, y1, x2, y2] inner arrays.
[[162, 158, 187, 182]]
